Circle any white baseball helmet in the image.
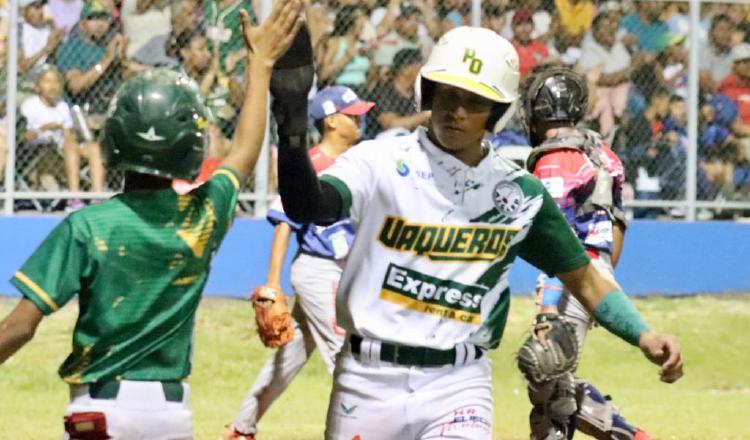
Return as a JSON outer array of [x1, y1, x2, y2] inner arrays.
[[416, 26, 520, 134]]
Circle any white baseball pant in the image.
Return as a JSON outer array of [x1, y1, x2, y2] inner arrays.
[[325, 342, 494, 440], [63, 380, 192, 440], [231, 253, 346, 434]]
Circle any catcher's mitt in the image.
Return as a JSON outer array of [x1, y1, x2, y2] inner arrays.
[[516, 313, 579, 383], [250, 286, 294, 348]]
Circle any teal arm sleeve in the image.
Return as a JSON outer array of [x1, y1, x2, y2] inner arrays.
[[594, 290, 651, 346]]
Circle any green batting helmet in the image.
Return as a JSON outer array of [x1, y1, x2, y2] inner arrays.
[[102, 69, 210, 180]]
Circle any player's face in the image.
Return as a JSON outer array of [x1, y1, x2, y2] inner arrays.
[[330, 113, 362, 144], [36, 70, 62, 103], [429, 82, 493, 154]]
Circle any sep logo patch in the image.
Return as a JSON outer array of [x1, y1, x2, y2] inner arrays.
[[492, 181, 523, 217], [396, 159, 410, 176]]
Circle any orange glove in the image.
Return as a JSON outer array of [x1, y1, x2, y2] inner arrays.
[[250, 286, 295, 348]]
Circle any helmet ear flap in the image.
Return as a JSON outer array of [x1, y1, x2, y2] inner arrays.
[[486, 101, 513, 134], [416, 75, 436, 112]]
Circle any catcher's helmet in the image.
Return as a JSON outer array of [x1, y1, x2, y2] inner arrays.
[[522, 67, 588, 144], [102, 69, 209, 180], [415, 26, 520, 134]]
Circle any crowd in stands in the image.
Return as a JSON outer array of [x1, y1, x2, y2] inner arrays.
[[0, 0, 749, 217]]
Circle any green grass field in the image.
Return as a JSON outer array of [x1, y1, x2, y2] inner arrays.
[[1, 294, 749, 440]]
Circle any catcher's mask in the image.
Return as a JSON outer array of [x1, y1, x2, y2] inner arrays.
[[521, 66, 588, 146]]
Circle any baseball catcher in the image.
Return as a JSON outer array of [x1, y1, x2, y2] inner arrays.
[[518, 65, 655, 440]]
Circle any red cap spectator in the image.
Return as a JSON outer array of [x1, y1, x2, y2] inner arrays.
[[512, 9, 534, 25]]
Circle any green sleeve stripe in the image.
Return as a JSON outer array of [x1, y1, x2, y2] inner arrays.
[[12, 271, 59, 313], [320, 175, 352, 218], [594, 289, 650, 346], [213, 166, 241, 190]]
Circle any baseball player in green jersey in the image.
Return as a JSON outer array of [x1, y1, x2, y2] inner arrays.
[[271, 26, 684, 439], [0, 1, 303, 439]]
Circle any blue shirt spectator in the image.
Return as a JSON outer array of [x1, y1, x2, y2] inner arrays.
[[620, 4, 671, 53]]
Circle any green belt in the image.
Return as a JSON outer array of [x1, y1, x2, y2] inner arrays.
[[88, 380, 184, 402], [350, 334, 482, 367]]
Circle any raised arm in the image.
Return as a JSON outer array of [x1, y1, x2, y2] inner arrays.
[[270, 24, 344, 225], [221, 0, 304, 181]]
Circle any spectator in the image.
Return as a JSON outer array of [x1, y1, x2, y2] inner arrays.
[[365, 47, 428, 139], [657, 95, 690, 206], [204, 0, 256, 76], [718, 43, 750, 163], [20, 65, 105, 210], [375, 0, 440, 42], [19, 0, 64, 75], [177, 28, 236, 157], [120, 0, 171, 58], [133, 0, 198, 68], [726, 4, 748, 45], [0, 123, 5, 187], [699, 14, 735, 92], [620, 87, 671, 214], [699, 94, 739, 201], [481, 3, 505, 36], [554, 0, 595, 38], [318, 5, 370, 92], [664, 1, 689, 39], [620, 0, 671, 53], [626, 62, 661, 123], [48, 0, 83, 38], [372, 2, 433, 70], [659, 35, 687, 98], [436, 0, 464, 30], [547, 28, 581, 68], [499, 0, 551, 41], [510, 9, 550, 78], [56, 0, 132, 131], [578, 11, 635, 137]]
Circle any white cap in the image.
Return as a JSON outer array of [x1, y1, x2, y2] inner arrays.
[[731, 43, 750, 64]]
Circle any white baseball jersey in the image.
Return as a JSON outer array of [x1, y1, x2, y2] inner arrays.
[[320, 127, 590, 350]]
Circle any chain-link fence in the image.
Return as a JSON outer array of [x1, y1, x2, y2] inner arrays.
[[2, 0, 750, 219]]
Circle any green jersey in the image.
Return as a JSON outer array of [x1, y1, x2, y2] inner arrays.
[[11, 167, 241, 384]]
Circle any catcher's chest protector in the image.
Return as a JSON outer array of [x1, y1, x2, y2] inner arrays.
[[526, 129, 615, 217]]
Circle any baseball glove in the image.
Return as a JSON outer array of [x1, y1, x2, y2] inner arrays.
[[250, 286, 294, 348], [516, 313, 579, 383]]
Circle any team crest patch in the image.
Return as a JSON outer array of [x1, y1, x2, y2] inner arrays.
[[492, 181, 523, 216]]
